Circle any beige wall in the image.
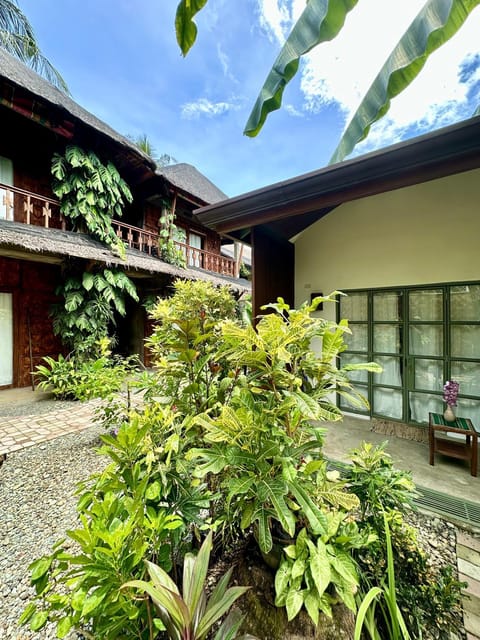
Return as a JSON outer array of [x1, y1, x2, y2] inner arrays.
[[294, 168, 480, 320]]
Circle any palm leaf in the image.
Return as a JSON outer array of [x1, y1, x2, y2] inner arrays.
[[0, 2, 69, 93], [244, 0, 359, 137], [330, 0, 480, 164]]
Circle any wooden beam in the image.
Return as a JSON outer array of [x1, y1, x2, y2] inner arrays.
[[251, 226, 294, 321]]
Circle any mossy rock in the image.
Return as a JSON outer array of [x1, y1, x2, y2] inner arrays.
[[229, 543, 355, 640]]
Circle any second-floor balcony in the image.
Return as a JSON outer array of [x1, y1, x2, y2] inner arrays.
[[0, 183, 236, 277]]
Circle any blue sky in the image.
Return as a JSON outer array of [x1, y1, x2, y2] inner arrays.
[[19, 0, 480, 197]]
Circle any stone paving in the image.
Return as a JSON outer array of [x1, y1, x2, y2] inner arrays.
[[0, 396, 99, 456]]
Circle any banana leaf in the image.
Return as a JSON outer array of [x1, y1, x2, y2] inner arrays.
[[330, 0, 480, 164], [244, 0, 359, 137]]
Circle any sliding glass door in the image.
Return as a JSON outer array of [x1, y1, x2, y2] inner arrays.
[[338, 283, 480, 426], [0, 293, 13, 386]]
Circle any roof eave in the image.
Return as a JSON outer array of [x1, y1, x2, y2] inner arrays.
[[195, 116, 480, 234]]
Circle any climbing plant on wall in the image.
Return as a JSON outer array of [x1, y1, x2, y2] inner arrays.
[[51, 146, 132, 256], [52, 266, 139, 359], [158, 201, 187, 268]]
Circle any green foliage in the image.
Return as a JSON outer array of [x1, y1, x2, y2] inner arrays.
[[0, 0, 70, 92], [354, 514, 411, 640], [21, 286, 395, 636], [348, 443, 465, 638], [124, 531, 254, 640], [274, 516, 371, 625], [52, 267, 138, 358], [175, 0, 208, 56], [158, 204, 187, 267], [177, 293, 379, 622], [238, 262, 251, 280], [330, 0, 480, 163], [51, 145, 132, 256], [19, 409, 197, 639], [145, 279, 239, 414], [175, 0, 479, 155], [35, 348, 138, 401], [347, 442, 417, 522], [243, 0, 359, 137]]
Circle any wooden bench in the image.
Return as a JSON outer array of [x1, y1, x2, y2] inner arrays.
[[429, 412, 478, 477]]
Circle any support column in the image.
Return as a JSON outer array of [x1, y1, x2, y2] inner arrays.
[[251, 226, 294, 321]]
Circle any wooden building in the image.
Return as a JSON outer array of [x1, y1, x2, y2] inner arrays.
[[0, 49, 249, 389]]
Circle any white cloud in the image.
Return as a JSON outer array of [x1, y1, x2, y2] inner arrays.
[[285, 103, 304, 117], [216, 43, 238, 84], [257, 0, 480, 153], [180, 97, 241, 119], [257, 0, 293, 43]]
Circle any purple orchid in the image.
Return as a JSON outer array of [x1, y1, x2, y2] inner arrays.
[[443, 380, 459, 407]]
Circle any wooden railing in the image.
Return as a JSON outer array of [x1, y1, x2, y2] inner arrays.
[[0, 183, 237, 277], [112, 220, 236, 277], [0, 182, 64, 228]]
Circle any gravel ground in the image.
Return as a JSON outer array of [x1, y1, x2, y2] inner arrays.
[[0, 424, 107, 639], [0, 399, 76, 417], [0, 420, 468, 639]]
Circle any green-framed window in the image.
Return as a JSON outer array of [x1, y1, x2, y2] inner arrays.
[[337, 283, 480, 427]]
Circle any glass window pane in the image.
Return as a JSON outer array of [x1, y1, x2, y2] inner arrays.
[[373, 324, 401, 353], [451, 326, 480, 358], [414, 359, 444, 392], [373, 292, 402, 321], [451, 361, 480, 397], [340, 293, 368, 321], [450, 285, 480, 321], [409, 289, 443, 321], [373, 356, 402, 386], [340, 354, 369, 383], [456, 398, 480, 431], [409, 325, 443, 357], [373, 388, 403, 419], [344, 324, 368, 352], [409, 392, 443, 424]]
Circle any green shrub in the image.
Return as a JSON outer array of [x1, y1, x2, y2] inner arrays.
[[19, 410, 196, 638], [124, 531, 254, 640], [348, 443, 465, 638], [35, 348, 138, 401]]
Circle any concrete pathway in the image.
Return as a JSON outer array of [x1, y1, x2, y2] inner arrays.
[[322, 415, 480, 507]]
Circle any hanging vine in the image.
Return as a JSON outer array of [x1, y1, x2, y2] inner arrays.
[[51, 145, 132, 257], [158, 200, 187, 268]]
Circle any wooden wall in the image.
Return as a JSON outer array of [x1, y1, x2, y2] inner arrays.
[[144, 200, 223, 256], [0, 257, 64, 388]]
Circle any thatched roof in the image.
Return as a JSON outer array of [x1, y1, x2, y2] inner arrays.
[[158, 163, 228, 205], [0, 221, 250, 292], [0, 49, 155, 179]]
